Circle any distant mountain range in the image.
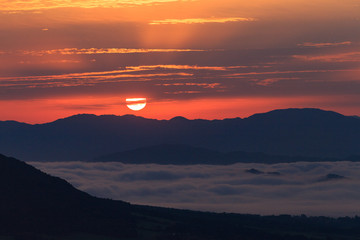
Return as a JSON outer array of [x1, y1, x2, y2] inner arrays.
[[2, 153, 360, 239], [92, 144, 360, 164], [0, 108, 359, 162]]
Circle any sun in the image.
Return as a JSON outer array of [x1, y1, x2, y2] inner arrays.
[[126, 98, 147, 111]]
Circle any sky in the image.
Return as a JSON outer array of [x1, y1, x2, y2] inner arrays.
[[31, 161, 360, 217], [0, 0, 360, 123]]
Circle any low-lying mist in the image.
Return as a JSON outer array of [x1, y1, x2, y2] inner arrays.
[[29, 161, 360, 217]]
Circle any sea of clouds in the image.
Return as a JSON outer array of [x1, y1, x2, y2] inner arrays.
[[29, 161, 360, 217]]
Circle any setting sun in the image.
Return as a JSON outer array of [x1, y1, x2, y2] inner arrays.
[[126, 98, 147, 111]]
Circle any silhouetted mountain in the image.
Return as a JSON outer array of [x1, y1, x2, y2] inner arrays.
[[1, 108, 360, 162], [0, 154, 135, 238], [2, 154, 360, 239], [93, 144, 360, 165]]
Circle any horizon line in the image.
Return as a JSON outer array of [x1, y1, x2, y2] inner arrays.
[[1, 107, 357, 125]]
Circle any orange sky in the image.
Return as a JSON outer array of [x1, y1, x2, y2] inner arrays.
[[0, 0, 359, 122], [0, 95, 359, 124]]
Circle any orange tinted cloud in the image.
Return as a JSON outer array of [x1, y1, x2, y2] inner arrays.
[[293, 51, 360, 62], [252, 78, 300, 86], [149, 17, 256, 25], [127, 65, 227, 71], [165, 90, 202, 94], [20, 48, 206, 56], [298, 41, 352, 48], [224, 69, 346, 78], [0, 0, 190, 11], [0, 64, 242, 89], [159, 83, 221, 88], [0, 70, 194, 89]]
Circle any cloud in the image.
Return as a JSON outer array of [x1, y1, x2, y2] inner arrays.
[[19, 48, 206, 56], [293, 51, 360, 63], [164, 90, 202, 95], [0, 0, 190, 11], [128, 65, 227, 71], [0, 67, 195, 89], [29, 161, 360, 217], [0, 64, 230, 90], [252, 78, 299, 86], [158, 83, 222, 88], [149, 17, 257, 25], [298, 41, 352, 48], [115, 170, 183, 181], [0, 60, 349, 91]]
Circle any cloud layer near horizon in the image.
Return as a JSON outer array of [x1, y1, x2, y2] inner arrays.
[[30, 161, 360, 217]]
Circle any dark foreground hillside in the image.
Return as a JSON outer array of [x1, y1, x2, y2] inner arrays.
[[0, 154, 136, 239], [1, 154, 360, 240]]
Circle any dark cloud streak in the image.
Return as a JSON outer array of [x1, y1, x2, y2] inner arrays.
[[0, 45, 359, 104]]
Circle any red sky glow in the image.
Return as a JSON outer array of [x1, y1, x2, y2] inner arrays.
[[0, 0, 359, 122]]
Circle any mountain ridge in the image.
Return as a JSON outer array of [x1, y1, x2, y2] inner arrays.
[[0, 108, 359, 162], [8, 108, 352, 126]]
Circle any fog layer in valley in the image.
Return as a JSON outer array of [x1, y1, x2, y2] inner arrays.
[[30, 161, 360, 217]]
